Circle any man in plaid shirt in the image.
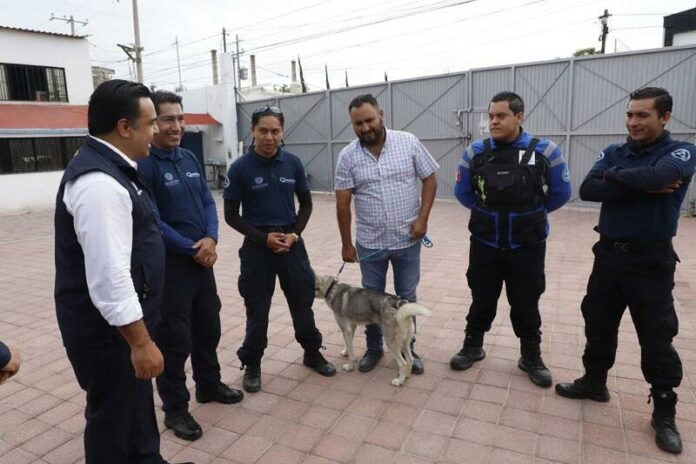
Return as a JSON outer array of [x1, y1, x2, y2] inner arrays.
[[335, 93, 439, 374]]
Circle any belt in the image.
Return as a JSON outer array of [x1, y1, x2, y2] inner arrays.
[[599, 237, 671, 254], [255, 225, 295, 233]]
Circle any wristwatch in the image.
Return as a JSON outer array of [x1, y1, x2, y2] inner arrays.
[[291, 232, 301, 242]]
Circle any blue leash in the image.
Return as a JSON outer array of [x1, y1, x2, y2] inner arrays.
[[335, 235, 433, 278]]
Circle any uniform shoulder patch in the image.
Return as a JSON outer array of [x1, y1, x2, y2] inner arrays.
[[671, 148, 691, 162], [597, 151, 605, 161]]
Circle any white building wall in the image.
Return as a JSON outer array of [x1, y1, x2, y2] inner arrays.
[[0, 171, 63, 215], [674, 30, 696, 46], [0, 29, 93, 104]]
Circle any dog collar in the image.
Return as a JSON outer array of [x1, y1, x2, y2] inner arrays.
[[324, 279, 338, 298]]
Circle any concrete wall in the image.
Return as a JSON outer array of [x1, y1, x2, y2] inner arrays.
[[0, 29, 93, 104], [0, 170, 62, 215]]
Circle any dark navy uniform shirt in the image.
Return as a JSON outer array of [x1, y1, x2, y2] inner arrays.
[[223, 148, 310, 227], [139, 146, 219, 255], [0, 340, 9, 369], [580, 131, 696, 242]]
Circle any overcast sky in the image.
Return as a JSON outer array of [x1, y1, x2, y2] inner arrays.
[[1, 0, 695, 92]]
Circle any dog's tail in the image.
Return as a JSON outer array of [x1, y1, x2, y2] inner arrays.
[[396, 302, 431, 321]]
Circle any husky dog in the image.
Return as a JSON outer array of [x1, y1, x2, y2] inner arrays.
[[314, 274, 431, 386]]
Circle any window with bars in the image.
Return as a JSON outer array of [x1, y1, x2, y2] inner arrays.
[[0, 137, 84, 173], [0, 63, 69, 102]]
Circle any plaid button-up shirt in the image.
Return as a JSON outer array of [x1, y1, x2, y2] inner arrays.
[[335, 129, 439, 250]]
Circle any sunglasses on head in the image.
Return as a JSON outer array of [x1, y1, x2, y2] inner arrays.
[[252, 105, 282, 116]]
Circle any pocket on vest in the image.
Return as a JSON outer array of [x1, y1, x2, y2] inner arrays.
[[468, 208, 496, 242], [510, 210, 547, 245]]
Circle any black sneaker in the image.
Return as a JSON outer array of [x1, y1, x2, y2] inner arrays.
[[411, 350, 424, 375], [450, 345, 485, 371], [196, 382, 244, 404], [555, 376, 610, 402], [358, 349, 384, 372], [243, 364, 261, 393], [164, 412, 202, 441], [303, 350, 337, 377]]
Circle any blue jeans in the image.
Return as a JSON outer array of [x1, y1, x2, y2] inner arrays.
[[357, 242, 421, 352]]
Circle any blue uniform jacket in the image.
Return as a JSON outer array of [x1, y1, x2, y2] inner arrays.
[[139, 146, 218, 256], [579, 131, 696, 241], [454, 131, 572, 249]]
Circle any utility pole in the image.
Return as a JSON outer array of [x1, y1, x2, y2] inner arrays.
[[222, 28, 227, 53], [131, 0, 144, 82], [235, 34, 242, 88], [49, 14, 87, 36], [598, 9, 611, 54], [175, 36, 183, 91]]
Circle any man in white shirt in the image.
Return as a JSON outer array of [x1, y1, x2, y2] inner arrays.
[[335, 94, 439, 374], [54, 80, 191, 464]]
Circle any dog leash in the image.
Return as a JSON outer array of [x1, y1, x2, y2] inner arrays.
[[335, 235, 433, 279]]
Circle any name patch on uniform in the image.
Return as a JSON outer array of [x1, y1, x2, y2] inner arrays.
[[279, 177, 296, 184], [671, 148, 691, 162]]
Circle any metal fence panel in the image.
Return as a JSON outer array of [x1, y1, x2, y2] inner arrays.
[[238, 45, 696, 210]]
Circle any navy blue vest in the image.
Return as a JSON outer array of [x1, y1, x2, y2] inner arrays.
[[54, 137, 165, 349]]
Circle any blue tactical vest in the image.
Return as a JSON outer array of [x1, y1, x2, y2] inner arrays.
[[54, 137, 165, 349]]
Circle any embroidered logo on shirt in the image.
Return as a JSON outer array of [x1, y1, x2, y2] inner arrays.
[[186, 172, 200, 178], [597, 151, 605, 161], [223, 175, 230, 189], [164, 172, 180, 187], [279, 177, 296, 184], [562, 166, 571, 183], [251, 177, 268, 190], [671, 148, 691, 162]]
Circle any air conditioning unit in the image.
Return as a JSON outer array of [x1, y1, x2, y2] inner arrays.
[[35, 91, 49, 101]]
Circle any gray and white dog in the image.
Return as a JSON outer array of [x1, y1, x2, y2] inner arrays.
[[314, 274, 431, 386]]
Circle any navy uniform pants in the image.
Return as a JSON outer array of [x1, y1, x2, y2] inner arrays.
[[66, 341, 164, 464], [580, 240, 682, 389], [156, 253, 222, 418], [237, 237, 322, 366], [465, 238, 546, 341]]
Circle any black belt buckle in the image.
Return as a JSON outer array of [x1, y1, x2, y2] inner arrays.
[[613, 242, 632, 253]]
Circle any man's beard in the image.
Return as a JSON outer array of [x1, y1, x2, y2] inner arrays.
[[358, 122, 385, 146]]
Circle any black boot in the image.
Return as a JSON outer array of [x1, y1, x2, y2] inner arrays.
[[242, 364, 261, 393], [303, 350, 337, 377], [518, 339, 552, 388], [450, 332, 485, 371], [555, 375, 610, 402], [650, 388, 682, 454]]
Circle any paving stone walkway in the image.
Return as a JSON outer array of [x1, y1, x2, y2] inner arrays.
[[1, 193, 695, 463]]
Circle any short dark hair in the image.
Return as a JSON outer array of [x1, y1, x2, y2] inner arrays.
[[88, 79, 151, 136], [348, 94, 380, 112], [490, 91, 524, 114], [629, 87, 672, 117], [151, 90, 183, 114], [251, 106, 284, 128]]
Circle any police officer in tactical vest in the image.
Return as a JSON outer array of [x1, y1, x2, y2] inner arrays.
[[54, 80, 191, 464], [451, 91, 572, 387], [556, 87, 696, 455]]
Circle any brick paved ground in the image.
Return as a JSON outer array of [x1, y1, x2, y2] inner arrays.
[[0, 193, 695, 464]]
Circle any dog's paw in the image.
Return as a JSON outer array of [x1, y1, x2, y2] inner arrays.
[[342, 362, 354, 371], [391, 378, 404, 387], [340, 349, 348, 357]]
